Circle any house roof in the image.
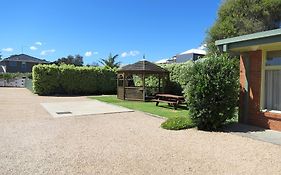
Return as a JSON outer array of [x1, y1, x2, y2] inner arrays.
[[215, 28, 281, 51], [118, 60, 168, 73], [179, 48, 206, 55], [1, 54, 49, 63], [155, 58, 169, 64]]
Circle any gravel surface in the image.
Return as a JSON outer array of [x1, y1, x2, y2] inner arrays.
[[1, 88, 281, 175]]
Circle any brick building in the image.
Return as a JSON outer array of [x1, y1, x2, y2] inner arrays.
[[216, 28, 281, 131]]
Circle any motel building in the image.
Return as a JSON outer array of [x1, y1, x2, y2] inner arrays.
[[216, 28, 281, 131]]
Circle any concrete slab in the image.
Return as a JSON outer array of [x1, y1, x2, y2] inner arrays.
[[224, 123, 281, 145], [41, 100, 134, 118]]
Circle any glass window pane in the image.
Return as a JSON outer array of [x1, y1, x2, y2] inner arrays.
[[265, 70, 281, 111], [266, 50, 281, 66], [9, 61, 17, 67]]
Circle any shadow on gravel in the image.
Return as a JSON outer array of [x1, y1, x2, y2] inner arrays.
[[222, 123, 266, 133]]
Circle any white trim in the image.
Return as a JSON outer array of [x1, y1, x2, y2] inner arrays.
[[260, 50, 266, 110], [265, 66, 281, 70], [261, 48, 281, 111], [266, 110, 281, 114]]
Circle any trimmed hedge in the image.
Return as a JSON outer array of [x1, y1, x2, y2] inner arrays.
[[161, 61, 193, 95], [136, 62, 193, 95], [185, 54, 239, 130], [33, 64, 116, 95]]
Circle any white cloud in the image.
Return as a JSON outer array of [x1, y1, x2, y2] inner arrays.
[[30, 46, 37, 50], [40, 49, 55, 55], [85, 51, 98, 57], [2, 48, 13, 52], [121, 50, 140, 58], [85, 51, 92, 57], [35, 42, 42, 46]]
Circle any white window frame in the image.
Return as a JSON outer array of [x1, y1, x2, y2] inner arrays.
[[260, 48, 281, 112]]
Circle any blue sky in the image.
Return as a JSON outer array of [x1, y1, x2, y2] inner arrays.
[[0, 0, 221, 65]]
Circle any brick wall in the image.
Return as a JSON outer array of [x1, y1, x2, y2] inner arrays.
[[239, 50, 281, 131]]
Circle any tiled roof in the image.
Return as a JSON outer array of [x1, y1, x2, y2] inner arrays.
[[118, 60, 168, 73], [2, 54, 49, 63]]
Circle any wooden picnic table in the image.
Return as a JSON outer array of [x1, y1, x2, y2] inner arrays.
[[153, 94, 185, 110]]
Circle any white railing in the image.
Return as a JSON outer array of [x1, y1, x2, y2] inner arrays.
[[0, 78, 26, 87]]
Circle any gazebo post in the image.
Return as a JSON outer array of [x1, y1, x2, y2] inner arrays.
[[158, 74, 161, 93], [123, 72, 126, 100], [142, 73, 145, 101]]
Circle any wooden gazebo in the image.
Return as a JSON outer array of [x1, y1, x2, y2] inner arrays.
[[117, 60, 169, 101]]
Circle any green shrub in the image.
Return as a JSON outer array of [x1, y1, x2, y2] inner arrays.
[[127, 62, 193, 95], [185, 54, 239, 130], [161, 116, 194, 130], [161, 61, 192, 87], [33, 64, 61, 95], [0, 73, 32, 80], [133, 62, 193, 95], [161, 62, 193, 95], [32, 64, 116, 95]]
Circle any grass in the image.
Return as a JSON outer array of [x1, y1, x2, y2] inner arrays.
[[89, 95, 237, 131], [89, 95, 189, 119], [161, 116, 195, 130]]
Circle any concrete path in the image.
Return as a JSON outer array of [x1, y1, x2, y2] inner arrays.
[[41, 100, 133, 118], [1, 88, 281, 175], [224, 123, 281, 145]]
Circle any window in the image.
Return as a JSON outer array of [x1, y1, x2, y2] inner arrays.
[[9, 61, 17, 67], [264, 50, 281, 111], [21, 62, 26, 70], [266, 51, 281, 66]]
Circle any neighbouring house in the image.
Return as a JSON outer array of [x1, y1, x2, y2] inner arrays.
[[155, 46, 206, 64], [155, 58, 170, 64], [216, 28, 281, 131], [0, 54, 48, 73], [173, 48, 206, 63]]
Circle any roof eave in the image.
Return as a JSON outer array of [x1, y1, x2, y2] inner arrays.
[[215, 29, 281, 52], [215, 28, 281, 46]]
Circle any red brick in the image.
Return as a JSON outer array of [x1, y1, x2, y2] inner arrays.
[[239, 50, 281, 131]]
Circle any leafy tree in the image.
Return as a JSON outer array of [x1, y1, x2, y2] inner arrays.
[[100, 53, 120, 68], [53, 54, 83, 66], [206, 0, 281, 54]]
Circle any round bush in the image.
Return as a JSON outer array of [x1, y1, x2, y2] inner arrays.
[[185, 54, 239, 130], [161, 116, 194, 130]]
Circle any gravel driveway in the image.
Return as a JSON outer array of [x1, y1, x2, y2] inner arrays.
[[1, 88, 281, 175]]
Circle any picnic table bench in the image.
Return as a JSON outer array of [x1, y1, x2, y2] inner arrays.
[[153, 94, 185, 110]]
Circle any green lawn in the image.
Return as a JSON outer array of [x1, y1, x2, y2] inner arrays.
[[89, 95, 189, 119]]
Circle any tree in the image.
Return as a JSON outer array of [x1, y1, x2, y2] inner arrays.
[[53, 54, 83, 66], [0, 52, 2, 61], [206, 0, 281, 54], [99, 53, 121, 68], [86, 62, 99, 67]]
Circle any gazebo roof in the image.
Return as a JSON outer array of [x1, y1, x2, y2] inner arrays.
[[118, 60, 168, 73]]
